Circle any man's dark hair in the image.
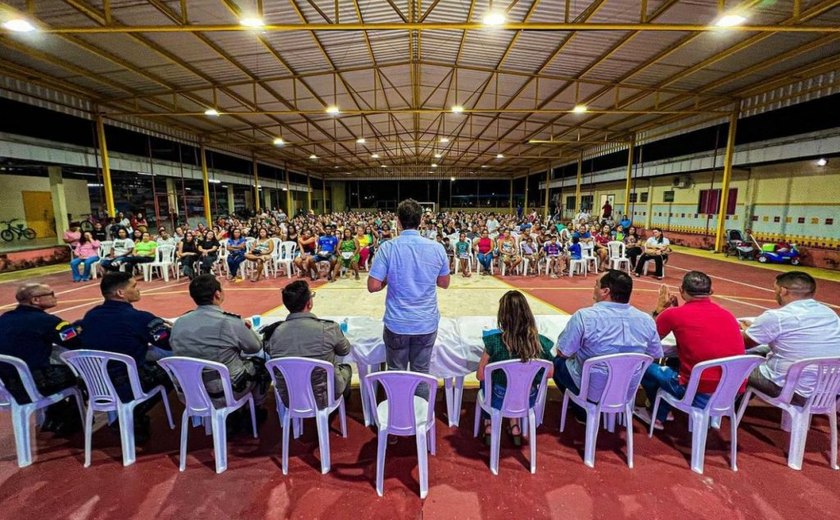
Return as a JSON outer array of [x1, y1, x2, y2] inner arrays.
[[599, 269, 633, 304], [776, 271, 816, 296], [189, 274, 221, 306], [100, 271, 133, 298], [282, 280, 312, 313], [681, 271, 712, 297], [397, 199, 423, 230]]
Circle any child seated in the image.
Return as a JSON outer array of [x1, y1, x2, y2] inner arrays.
[[455, 232, 472, 278], [543, 236, 567, 278], [520, 236, 537, 276]]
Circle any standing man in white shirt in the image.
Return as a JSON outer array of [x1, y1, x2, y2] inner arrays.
[[742, 271, 840, 404], [485, 213, 500, 236]]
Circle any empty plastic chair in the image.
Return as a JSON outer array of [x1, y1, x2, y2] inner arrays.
[[141, 244, 176, 282], [366, 371, 437, 499], [265, 357, 347, 475], [560, 353, 653, 468], [0, 355, 84, 467], [607, 241, 631, 273], [652, 355, 762, 474], [157, 357, 258, 474], [472, 359, 551, 475], [736, 356, 840, 470], [61, 350, 174, 467]]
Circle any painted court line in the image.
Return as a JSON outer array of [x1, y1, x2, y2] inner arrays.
[[48, 280, 189, 315]]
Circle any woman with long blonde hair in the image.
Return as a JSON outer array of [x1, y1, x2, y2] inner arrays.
[[477, 290, 554, 445]]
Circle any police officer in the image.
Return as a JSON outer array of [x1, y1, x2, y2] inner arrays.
[[0, 283, 82, 434], [79, 271, 173, 442], [170, 275, 268, 425], [265, 280, 352, 409]]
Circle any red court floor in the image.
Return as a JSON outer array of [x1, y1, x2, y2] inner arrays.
[[1, 253, 839, 519]]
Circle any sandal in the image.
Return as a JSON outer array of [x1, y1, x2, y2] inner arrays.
[[508, 423, 522, 447]]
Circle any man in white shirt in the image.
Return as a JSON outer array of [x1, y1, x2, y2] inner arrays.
[[485, 213, 500, 234], [743, 271, 840, 404]]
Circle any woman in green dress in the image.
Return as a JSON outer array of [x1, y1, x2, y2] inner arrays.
[[333, 227, 361, 281]]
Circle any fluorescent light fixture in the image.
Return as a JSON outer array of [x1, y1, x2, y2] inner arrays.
[[309, 154, 318, 159], [204, 108, 220, 117], [2, 19, 36, 32], [282, 187, 288, 191], [325, 105, 340, 115], [185, 187, 192, 191], [450, 177, 456, 182], [439, 137, 450, 143], [481, 165, 488, 168], [209, 179, 222, 184], [572, 104, 588, 114], [239, 17, 264, 28], [483, 11, 506, 26], [451, 105, 465, 114], [431, 163, 438, 168], [257, 185, 262, 188], [715, 13, 747, 27], [221, 185, 228, 188], [273, 137, 285, 146], [137, 171, 152, 176], [356, 137, 366, 144], [817, 158, 827, 166], [380, 164, 387, 168], [371, 153, 379, 159], [87, 183, 103, 188], [496, 153, 504, 159], [434, 153, 442, 159]]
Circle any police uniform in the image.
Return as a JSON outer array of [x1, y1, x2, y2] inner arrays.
[[79, 299, 172, 407], [0, 305, 81, 403], [265, 312, 352, 409], [170, 305, 266, 405]]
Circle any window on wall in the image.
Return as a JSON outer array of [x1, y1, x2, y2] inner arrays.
[[640, 192, 649, 203], [698, 188, 738, 215], [581, 195, 594, 211], [566, 196, 576, 210], [663, 191, 675, 202]]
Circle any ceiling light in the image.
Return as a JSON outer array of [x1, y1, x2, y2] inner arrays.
[[451, 105, 464, 114], [817, 158, 827, 167], [496, 153, 504, 159], [380, 164, 387, 168], [282, 187, 288, 191], [3, 18, 36, 32], [431, 163, 438, 168], [481, 165, 488, 168], [272, 137, 285, 146], [715, 13, 747, 28], [204, 108, 220, 117], [325, 105, 340, 115], [483, 11, 506, 26], [221, 185, 228, 188], [356, 137, 366, 144], [239, 17, 265, 28], [371, 153, 379, 159], [209, 179, 221, 184], [439, 137, 450, 143], [450, 177, 456, 182], [434, 153, 442, 159], [309, 154, 318, 160], [572, 104, 588, 114]]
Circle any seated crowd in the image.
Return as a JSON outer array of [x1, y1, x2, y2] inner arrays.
[[64, 205, 669, 284]]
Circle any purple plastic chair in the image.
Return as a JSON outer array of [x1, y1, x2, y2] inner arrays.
[[60, 350, 174, 467], [264, 358, 347, 475], [652, 355, 762, 474], [736, 356, 840, 470], [0, 355, 85, 467], [472, 359, 552, 475], [365, 371, 437, 499], [560, 353, 653, 468], [157, 357, 257, 474]]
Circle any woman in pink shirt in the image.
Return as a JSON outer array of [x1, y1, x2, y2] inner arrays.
[[474, 229, 495, 275], [70, 231, 101, 282]]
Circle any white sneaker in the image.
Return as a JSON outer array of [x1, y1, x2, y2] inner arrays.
[[633, 406, 664, 430]]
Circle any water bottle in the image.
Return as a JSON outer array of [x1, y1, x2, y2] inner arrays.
[[340, 318, 348, 334]]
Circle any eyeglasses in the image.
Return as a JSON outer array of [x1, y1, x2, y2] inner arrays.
[[32, 291, 55, 298]]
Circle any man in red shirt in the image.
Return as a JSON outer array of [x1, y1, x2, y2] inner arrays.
[[634, 271, 745, 430]]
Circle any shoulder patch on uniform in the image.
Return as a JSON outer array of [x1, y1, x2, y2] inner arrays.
[[223, 311, 242, 319], [56, 321, 79, 341]]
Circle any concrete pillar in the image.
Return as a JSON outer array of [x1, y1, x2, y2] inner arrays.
[[48, 166, 68, 244], [165, 178, 179, 225], [714, 110, 740, 252], [199, 143, 212, 225], [226, 185, 235, 214], [263, 188, 272, 212], [645, 178, 654, 230]]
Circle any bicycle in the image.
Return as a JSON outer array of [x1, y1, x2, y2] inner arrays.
[[0, 218, 37, 242]]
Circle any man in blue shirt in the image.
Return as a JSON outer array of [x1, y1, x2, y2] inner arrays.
[[554, 270, 662, 421], [620, 214, 632, 230], [314, 225, 339, 281], [368, 199, 450, 399]]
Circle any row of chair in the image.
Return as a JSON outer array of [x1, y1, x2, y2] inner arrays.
[[2, 351, 838, 499]]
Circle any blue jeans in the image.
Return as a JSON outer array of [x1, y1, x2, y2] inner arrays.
[[70, 256, 99, 281], [100, 255, 128, 271], [477, 252, 493, 272], [479, 380, 538, 420], [640, 364, 711, 422], [227, 253, 246, 277], [552, 357, 586, 421]]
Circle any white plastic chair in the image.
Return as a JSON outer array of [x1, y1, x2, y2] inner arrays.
[[60, 350, 174, 467], [581, 243, 599, 273], [141, 245, 176, 282], [265, 357, 347, 475], [0, 355, 84, 467], [607, 241, 631, 273], [652, 355, 763, 474], [273, 241, 298, 278], [736, 356, 840, 470], [642, 257, 666, 277], [366, 371, 437, 499], [560, 353, 653, 468], [157, 357, 258, 474], [568, 254, 587, 277], [473, 359, 551, 475]]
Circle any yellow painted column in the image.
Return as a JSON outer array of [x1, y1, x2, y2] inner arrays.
[[523, 172, 529, 214], [574, 153, 583, 214], [199, 143, 212, 225], [95, 115, 116, 217], [623, 135, 635, 219], [714, 110, 740, 252], [543, 163, 551, 219], [645, 178, 654, 230], [508, 177, 513, 214], [307, 173, 312, 212], [252, 155, 260, 213], [285, 170, 292, 215]]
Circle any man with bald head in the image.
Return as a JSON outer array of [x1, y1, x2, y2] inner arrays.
[[742, 271, 840, 404], [0, 283, 82, 433]]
